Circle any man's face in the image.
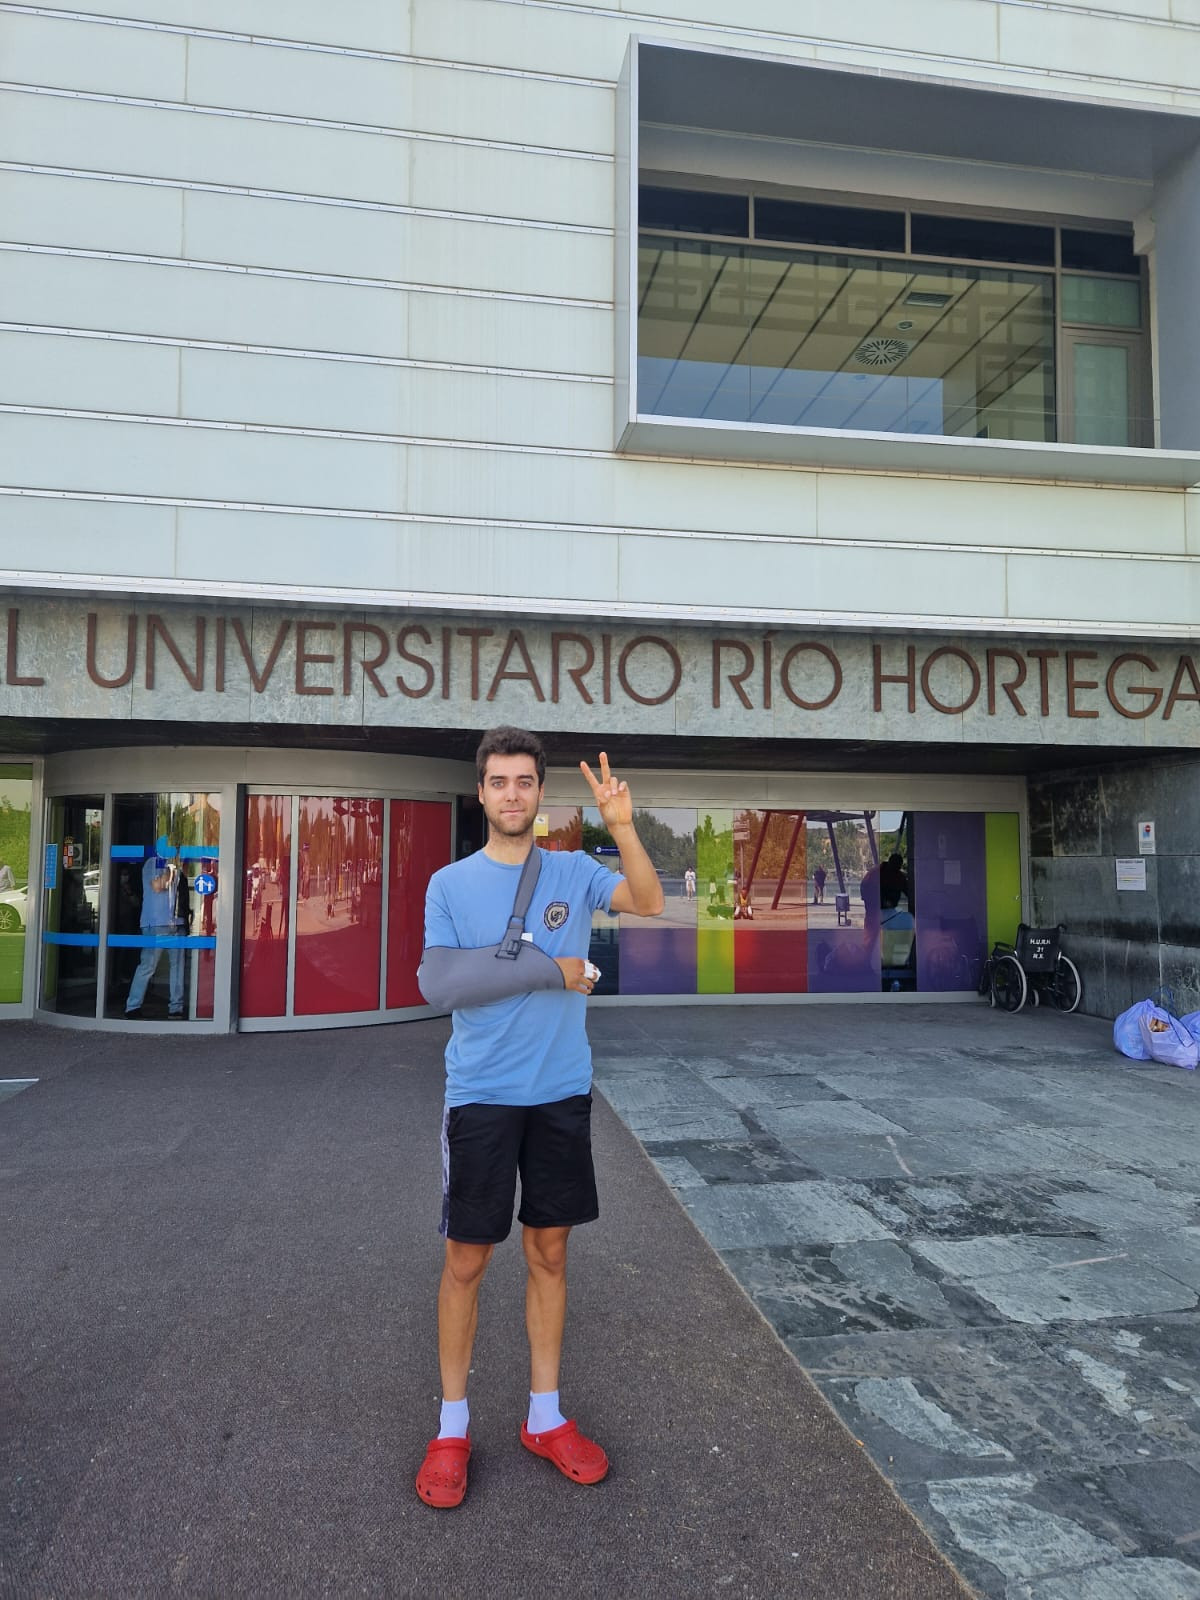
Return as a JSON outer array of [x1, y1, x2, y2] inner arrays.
[[478, 753, 543, 838]]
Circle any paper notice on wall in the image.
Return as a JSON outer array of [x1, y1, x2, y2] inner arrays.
[[944, 860, 961, 886], [1138, 821, 1156, 855], [1116, 858, 1147, 891]]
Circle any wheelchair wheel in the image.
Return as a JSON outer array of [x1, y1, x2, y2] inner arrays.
[[1048, 954, 1082, 1013], [990, 953, 1027, 1012]]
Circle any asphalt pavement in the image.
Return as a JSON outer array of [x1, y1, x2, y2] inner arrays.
[[1, 1013, 970, 1600]]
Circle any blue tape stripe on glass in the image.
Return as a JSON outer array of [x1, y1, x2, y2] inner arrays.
[[42, 932, 100, 947], [111, 845, 145, 859], [107, 934, 217, 950], [179, 845, 219, 861]]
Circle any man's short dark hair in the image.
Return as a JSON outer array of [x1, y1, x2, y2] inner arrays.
[[476, 726, 546, 788]]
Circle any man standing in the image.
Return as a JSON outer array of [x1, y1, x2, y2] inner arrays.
[[415, 726, 664, 1509], [125, 846, 185, 1018]]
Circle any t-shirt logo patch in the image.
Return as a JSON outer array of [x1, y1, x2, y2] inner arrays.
[[543, 901, 569, 931]]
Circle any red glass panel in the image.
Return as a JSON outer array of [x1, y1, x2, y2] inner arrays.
[[386, 800, 451, 1009], [239, 795, 290, 1018], [734, 809, 808, 994], [195, 857, 219, 1019], [295, 797, 383, 1015]]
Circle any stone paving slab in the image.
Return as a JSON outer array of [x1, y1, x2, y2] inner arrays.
[[590, 1001, 1200, 1600]]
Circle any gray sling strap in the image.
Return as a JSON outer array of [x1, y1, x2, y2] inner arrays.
[[417, 846, 566, 1010]]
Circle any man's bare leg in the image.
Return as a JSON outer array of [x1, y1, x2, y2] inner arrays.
[[438, 1239, 493, 1402], [523, 1224, 570, 1394], [520, 1223, 609, 1481]]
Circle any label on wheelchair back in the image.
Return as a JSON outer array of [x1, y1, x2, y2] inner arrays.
[[1022, 931, 1056, 970]]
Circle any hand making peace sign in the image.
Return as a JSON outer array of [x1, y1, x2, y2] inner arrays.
[[580, 751, 633, 831]]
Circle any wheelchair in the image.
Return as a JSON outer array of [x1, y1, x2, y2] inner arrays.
[[979, 923, 1082, 1014]]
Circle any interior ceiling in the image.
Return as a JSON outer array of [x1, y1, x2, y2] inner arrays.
[[4, 717, 1161, 781], [638, 242, 1051, 431], [638, 44, 1200, 181]]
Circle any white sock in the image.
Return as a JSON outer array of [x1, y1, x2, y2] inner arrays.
[[438, 1397, 469, 1439], [527, 1389, 566, 1434]]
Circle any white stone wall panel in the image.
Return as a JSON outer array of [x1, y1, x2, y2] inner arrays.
[[0, 330, 181, 418], [180, 189, 613, 301], [183, 40, 616, 155], [173, 509, 402, 592], [0, 93, 413, 208], [1005, 550, 1200, 627], [405, 295, 611, 376], [0, 251, 413, 362], [176, 349, 613, 450], [0, 495, 176, 575], [11, 1, 413, 55], [815, 474, 1189, 559], [998, 7, 1200, 87], [1, 169, 184, 258], [408, 142, 612, 230], [0, 415, 406, 512], [1, 13, 189, 100]]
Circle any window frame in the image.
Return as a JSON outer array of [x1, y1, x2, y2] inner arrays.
[[615, 36, 1200, 488]]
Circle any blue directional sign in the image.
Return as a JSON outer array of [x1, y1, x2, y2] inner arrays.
[[194, 873, 217, 897]]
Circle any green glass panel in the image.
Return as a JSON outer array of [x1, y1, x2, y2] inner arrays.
[[696, 808, 734, 992], [0, 765, 32, 1005], [697, 928, 734, 994], [985, 813, 1022, 952], [1061, 275, 1140, 329]]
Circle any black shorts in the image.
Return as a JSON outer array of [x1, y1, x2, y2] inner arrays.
[[440, 1094, 599, 1245]]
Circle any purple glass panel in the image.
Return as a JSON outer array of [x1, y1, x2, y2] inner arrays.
[[912, 813, 987, 992], [618, 927, 696, 995], [807, 924, 880, 993]]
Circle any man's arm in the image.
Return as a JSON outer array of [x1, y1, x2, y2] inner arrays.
[[580, 753, 664, 919]]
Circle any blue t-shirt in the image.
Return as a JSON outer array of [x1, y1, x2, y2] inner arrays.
[[141, 857, 180, 930], [424, 848, 621, 1108]]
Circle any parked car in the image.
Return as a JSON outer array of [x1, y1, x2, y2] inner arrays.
[[0, 884, 27, 932]]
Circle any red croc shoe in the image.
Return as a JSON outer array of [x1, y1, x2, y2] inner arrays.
[[520, 1419, 609, 1485], [416, 1435, 470, 1508]]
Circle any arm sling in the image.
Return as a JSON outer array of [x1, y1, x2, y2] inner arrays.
[[417, 846, 566, 1009]]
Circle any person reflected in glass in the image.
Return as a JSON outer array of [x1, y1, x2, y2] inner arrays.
[[125, 846, 185, 1019], [0, 860, 14, 892], [879, 852, 909, 910]]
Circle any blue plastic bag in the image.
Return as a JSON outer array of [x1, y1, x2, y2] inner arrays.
[[1113, 999, 1153, 1060], [1179, 1010, 1200, 1054], [1138, 1005, 1199, 1070]]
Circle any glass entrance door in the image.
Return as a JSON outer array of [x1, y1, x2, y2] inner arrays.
[[102, 792, 222, 1022], [40, 795, 104, 1016]]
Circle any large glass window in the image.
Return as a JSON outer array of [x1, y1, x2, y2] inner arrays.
[[637, 191, 1148, 446], [638, 238, 1056, 442], [0, 765, 33, 1006], [539, 802, 1018, 1000]]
